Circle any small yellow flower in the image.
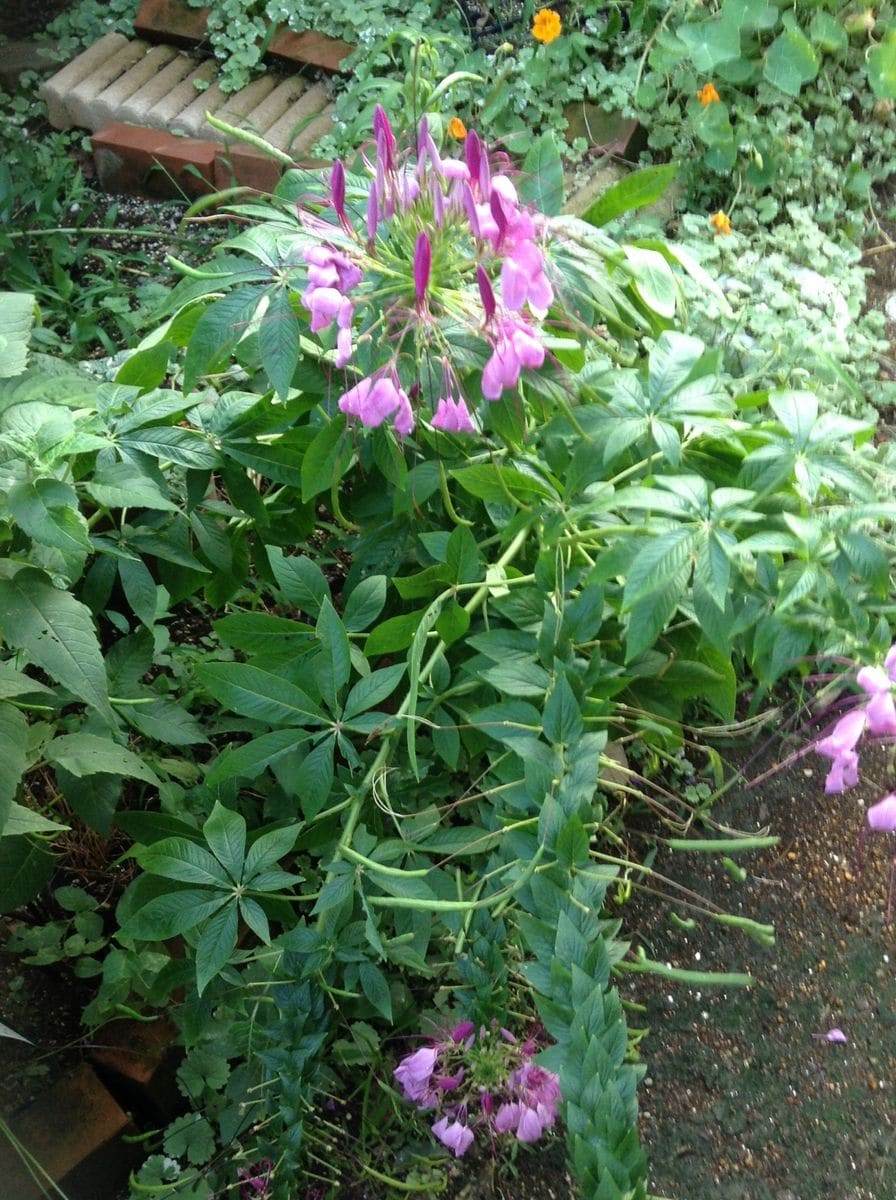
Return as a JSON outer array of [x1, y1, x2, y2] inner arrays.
[[710, 210, 732, 236], [447, 117, 467, 140], [697, 82, 720, 105], [532, 8, 562, 44]]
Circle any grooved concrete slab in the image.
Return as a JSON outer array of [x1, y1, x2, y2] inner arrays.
[[42, 35, 334, 154]]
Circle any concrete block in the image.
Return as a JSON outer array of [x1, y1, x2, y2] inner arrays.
[[117, 50, 197, 126], [65, 38, 152, 130], [145, 58, 216, 129], [89, 1017, 182, 1123], [0, 1063, 141, 1200], [90, 43, 180, 130], [174, 78, 230, 137], [263, 83, 329, 153], [41, 32, 131, 128], [284, 104, 336, 158], [194, 76, 279, 139], [241, 76, 307, 138]]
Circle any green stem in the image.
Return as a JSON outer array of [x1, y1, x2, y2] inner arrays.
[[359, 1162, 446, 1193]]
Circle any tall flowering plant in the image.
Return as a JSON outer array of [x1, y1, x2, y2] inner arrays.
[[299, 107, 555, 438], [393, 1022, 561, 1157]]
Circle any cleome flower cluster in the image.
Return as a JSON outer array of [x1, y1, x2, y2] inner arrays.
[[393, 1021, 561, 1157], [298, 108, 554, 439]]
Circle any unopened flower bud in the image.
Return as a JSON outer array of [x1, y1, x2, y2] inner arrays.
[[843, 7, 875, 35]]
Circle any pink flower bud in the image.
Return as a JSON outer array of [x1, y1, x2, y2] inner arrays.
[[413, 231, 431, 304]]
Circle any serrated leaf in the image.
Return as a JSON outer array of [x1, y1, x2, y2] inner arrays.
[[46, 732, 161, 787], [118, 425, 220, 469], [244, 823, 301, 879], [124, 889, 230, 940], [205, 728, 309, 786], [258, 288, 300, 400], [0, 292, 34, 379], [268, 548, 329, 615], [119, 556, 158, 628], [197, 661, 324, 726], [183, 287, 266, 396], [0, 569, 114, 724], [162, 1114, 217, 1166], [138, 837, 231, 887], [203, 801, 246, 882], [296, 739, 334, 822], [359, 961, 392, 1021], [342, 664, 406, 721], [7, 479, 90, 555], [623, 529, 697, 609]]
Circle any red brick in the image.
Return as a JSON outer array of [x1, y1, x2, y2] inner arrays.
[[92, 122, 217, 198], [135, 0, 210, 46], [269, 28, 355, 73], [0, 1064, 141, 1200], [214, 144, 283, 193], [90, 1016, 183, 1122]]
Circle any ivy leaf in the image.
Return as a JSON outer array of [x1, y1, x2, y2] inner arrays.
[[162, 1114, 217, 1166], [763, 30, 819, 96]]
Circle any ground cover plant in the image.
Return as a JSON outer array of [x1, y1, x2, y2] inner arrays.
[[3, 92, 896, 1197]]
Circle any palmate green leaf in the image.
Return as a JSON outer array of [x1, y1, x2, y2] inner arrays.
[[205, 728, 309, 786], [694, 532, 731, 611], [0, 570, 114, 725], [625, 567, 690, 661], [582, 164, 677, 228], [623, 528, 698, 609], [342, 664, 406, 721], [258, 287, 300, 400], [315, 597, 351, 709], [46, 732, 161, 787], [196, 661, 325, 726], [195, 900, 239, 995], [268, 547, 329, 616], [138, 837, 231, 887], [0, 701, 28, 835], [203, 801, 246, 883], [342, 575, 387, 632], [123, 888, 230, 940], [163, 1114, 217, 1167]]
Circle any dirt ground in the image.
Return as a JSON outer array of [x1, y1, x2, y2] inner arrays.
[[623, 735, 896, 1200]]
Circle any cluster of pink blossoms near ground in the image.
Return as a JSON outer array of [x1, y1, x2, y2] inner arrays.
[[299, 107, 553, 438], [393, 1022, 561, 1157], [815, 645, 896, 918]]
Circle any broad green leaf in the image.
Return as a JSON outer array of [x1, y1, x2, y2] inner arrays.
[[543, 675, 584, 745], [0, 292, 34, 379], [0, 570, 113, 724], [182, 286, 266, 395], [555, 814, 590, 867], [203, 801, 246, 882], [868, 30, 896, 99], [364, 610, 427, 657], [114, 340, 175, 391], [7, 478, 89, 555], [763, 30, 819, 96], [359, 961, 393, 1021], [315, 597, 351, 707], [196, 661, 324, 726], [451, 464, 556, 503], [301, 418, 351, 503], [258, 287, 300, 400], [196, 901, 239, 995], [623, 246, 678, 319], [677, 15, 741, 71], [3, 802, 68, 836], [119, 557, 158, 628], [0, 702, 27, 835], [118, 426, 221, 469], [518, 131, 565, 216], [0, 1020, 30, 1043], [582, 164, 677, 228], [808, 10, 848, 53], [106, 384, 192, 433], [124, 888, 230, 940], [55, 767, 121, 835], [482, 658, 553, 697], [239, 895, 271, 944], [123, 698, 209, 747], [0, 837, 54, 913], [435, 600, 470, 645], [138, 837, 231, 887], [46, 733, 161, 787], [342, 576, 387, 632], [0, 662, 54, 700], [86, 462, 177, 511], [213, 612, 313, 653], [623, 529, 698, 609]]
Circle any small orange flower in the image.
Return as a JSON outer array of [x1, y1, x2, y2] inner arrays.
[[710, 210, 732, 236], [697, 82, 720, 105], [532, 8, 562, 43], [447, 117, 467, 140]]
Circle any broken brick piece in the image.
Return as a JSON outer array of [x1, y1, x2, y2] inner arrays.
[[92, 122, 217, 198]]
